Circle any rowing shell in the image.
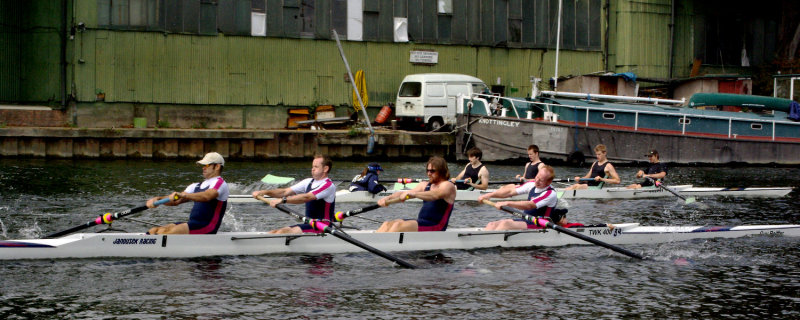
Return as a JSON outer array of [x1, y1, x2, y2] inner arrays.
[[1, 223, 798, 260], [228, 189, 528, 203], [227, 185, 792, 203]]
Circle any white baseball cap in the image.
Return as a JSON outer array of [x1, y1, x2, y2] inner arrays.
[[197, 152, 225, 166]]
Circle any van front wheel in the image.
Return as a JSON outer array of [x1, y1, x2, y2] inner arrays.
[[427, 118, 444, 132]]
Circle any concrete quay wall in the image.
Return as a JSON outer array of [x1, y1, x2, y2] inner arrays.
[[0, 128, 453, 160]]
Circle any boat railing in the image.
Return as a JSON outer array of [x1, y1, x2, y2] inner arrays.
[[468, 94, 547, 119], [540, 90, 686, 105], [531, 100, 800, 140], [461, 93, 799, 141]]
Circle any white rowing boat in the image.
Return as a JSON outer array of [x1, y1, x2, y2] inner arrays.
[[227, 189, 528, 204], [2, 223, 798, 260], [226, 185, 792, 203]]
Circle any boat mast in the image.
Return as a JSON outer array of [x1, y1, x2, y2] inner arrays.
[[553, 0, 563, 91]]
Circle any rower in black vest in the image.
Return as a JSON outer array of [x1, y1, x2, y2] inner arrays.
[[565, 144, 621, 190], [516, 144, 545, 182], [451, 147, 490, 190]]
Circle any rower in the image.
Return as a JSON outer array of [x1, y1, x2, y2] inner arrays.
[[626, 149, 667, 189], [450, 147, 490, 190], [515, 144, 545, 183], [564, 144, 620, 190], [479, 165, 580, 230], [251, 154, 336, 234], [376, 156, 457, 232], [348, 162, 387, 194], [146, 152, 230, 235]]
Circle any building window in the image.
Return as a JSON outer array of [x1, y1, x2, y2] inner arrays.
[[99, 0, 164, 30]]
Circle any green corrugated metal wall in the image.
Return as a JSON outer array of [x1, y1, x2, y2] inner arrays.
[[0, 1, 63, 103], [72, 29, 605, 107], [610, 0, 696, 79], [2, 0, 710, 107]]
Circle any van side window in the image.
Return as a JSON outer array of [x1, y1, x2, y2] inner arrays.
[[446, 84, 469, 97], [399, 82, 422, 97], [427, 84, 445, 97]]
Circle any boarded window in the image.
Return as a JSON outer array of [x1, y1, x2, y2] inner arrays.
[[95, 0, 600, 50], [446, 84, 469, 97], [100, 0, 164, 30], [427, 84, 446, 98]]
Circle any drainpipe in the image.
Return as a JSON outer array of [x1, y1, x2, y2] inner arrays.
[[61, 0, 68, 108], [604, 0, 610, 71], [668, 0, 676, 80]]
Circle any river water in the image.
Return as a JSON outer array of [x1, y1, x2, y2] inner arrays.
[[1, 158, 798, 319]]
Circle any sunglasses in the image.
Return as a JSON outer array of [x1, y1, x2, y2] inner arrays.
[[426, 169, 437, 173]]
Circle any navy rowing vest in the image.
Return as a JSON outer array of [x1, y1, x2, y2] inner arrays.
[[187, 182, 227, 234], [305, 180, 335, 220], [523, 185, 555, 217], [417, 183, 453, 231]]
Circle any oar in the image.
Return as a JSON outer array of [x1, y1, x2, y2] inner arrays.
[[256, 196, 417, 269], [261, 174, 295, 185], [648, 177, 696, 204], [334, 197, 405, 222], [480, 199, 646, 260], [382, 178, 527, 185], [45, 198, 172, 238]]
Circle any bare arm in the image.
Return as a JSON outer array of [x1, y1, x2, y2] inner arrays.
[[252, 187, 295, 198], [477, 183, 518, 202], [378, 182, 427, 206], [602, 164, 621, 184], [451, 166, 467, 182], [179, 188, 219, 203], [575, 162, 596, 181], [472, 167, 490, 190], [408, 181, 456, 203], [516, 163, 530, 180]]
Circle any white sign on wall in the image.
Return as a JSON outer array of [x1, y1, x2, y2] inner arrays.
[[410, 50, 438, 64]]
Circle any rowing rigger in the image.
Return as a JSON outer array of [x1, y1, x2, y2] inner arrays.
[[2, 223, 798, 260]]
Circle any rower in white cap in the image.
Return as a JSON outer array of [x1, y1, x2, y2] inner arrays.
[[146, 152, 230, 235]]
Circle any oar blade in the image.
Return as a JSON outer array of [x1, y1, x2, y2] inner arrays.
[[261, 174, 294, 185], [685, 197, 696, 204]]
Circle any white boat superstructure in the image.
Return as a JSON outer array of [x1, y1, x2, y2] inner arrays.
[[227, 185, 792, 203], [2, 224, 798, 260]]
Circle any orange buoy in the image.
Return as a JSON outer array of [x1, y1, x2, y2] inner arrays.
[[375, 105, 392, 124]]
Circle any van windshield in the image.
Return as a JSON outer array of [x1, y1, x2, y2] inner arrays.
[[399, 82, 422, 97], [472, 83, 488, 95]]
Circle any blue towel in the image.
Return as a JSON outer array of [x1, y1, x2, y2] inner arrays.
[[790, 101, 800, 121], [612, 72, 637, 83]]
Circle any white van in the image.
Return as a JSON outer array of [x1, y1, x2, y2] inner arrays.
[[395, 73, 488, 131]]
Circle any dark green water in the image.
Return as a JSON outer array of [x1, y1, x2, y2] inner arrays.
[[1, 158, 799, 319]]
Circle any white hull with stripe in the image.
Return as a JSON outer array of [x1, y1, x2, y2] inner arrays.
[[227, 185, 791, 203], [2, 224, 798, 260]]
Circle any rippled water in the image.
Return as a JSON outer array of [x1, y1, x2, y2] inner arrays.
[[1, 158, 799, 319]]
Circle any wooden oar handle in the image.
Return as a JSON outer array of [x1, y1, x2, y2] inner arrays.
[[480, 199, 496, 206], [385, 196, 407, 205], [254, 195, 270, 204]]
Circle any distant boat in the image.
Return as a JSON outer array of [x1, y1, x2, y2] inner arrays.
[[455, 89, 800, 165]]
